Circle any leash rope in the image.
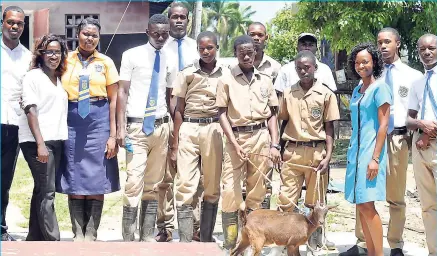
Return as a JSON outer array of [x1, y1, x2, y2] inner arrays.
[[247, 152, 331, 254]]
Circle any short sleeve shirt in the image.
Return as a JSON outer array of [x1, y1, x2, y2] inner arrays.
[[61, 49, 119, 100], [278, 79, 339, 141], [216, 65, 279, 126], [172, 60, 226, 118], [19, 69, 68, 143], [256, 54, 282, 82], [274, 60, 337, 93], [409, 65, 437, 122]]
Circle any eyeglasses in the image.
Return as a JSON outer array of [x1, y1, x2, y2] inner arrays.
[[5, 20, 25, 28], [42, 50, 62, 57]]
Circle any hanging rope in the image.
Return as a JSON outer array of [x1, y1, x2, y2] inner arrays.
[[104, 0, 131, 55]]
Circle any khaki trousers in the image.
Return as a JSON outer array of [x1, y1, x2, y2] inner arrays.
[[175, 122, 223, 207], [355, 134, 409, 249], [277, 142, 328, 212], [156, 119, 202, 232], [221, 128, 271, 213], [412, 132, 437, 255], [123, 122, 169, 207]]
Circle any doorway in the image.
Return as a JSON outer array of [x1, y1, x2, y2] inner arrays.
[[21, 15, 30, 50]]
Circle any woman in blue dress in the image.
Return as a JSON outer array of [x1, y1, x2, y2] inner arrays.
[[345, 42, 392, 256]]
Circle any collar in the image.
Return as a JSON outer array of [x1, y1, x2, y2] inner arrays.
[[231, 64, 260, 78], [74, 48, 100, 61], [171, 35, 187, 42], [292, 79, 324, 95], [258, 53, 270, 67], [193, 59, 222, 75], [385, 58, 402, 70], [428, 64, 437, 74], [1, 38, 23, 52]]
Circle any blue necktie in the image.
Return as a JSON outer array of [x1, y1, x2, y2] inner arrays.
[[77, 53, 95, 119], [142, 50, 160, 135], [177, 38, 184, 71], [385, 64, 394, 133], [420, 70, 434, 120]]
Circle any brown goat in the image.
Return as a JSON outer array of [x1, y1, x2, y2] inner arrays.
[[231, 201, 337, 256]]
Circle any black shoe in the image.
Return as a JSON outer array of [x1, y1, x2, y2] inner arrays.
[[1, 232, 16, 241], [339, 245, 368, 256], [390, 248, 404, 256]]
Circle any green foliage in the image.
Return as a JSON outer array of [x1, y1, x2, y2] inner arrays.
[[267, 1, 437, 67]]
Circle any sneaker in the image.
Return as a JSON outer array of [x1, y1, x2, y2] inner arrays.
[[154, 229, 173, 242], [339, 245, 368, 256], [390, 248, 404, 256], [1, 232, 16, 241]]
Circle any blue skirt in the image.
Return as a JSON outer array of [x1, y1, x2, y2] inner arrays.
[[56, 100, 120, 195]]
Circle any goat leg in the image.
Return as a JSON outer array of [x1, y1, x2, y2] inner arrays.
[[286, 246, 300, 256]]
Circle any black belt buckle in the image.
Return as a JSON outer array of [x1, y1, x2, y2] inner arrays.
[[155, 116, 169, 127], [185, 117, 218, 124], [233, 123, 264, 133]]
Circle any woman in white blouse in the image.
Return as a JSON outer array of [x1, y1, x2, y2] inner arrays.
[[19, 34, 68, 241]]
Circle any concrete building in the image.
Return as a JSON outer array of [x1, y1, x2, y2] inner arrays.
[[2, 1, 171, 69]]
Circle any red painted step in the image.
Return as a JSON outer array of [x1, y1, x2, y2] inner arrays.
[[1, 241, 225, 256]]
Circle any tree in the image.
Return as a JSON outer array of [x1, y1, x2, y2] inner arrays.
[[267, 1, 437, 69]]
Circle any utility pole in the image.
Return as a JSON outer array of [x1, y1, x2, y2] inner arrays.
[[193, 0, 202, 39]]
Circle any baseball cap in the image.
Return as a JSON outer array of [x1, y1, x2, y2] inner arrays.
[[298, 33, 317, 42]]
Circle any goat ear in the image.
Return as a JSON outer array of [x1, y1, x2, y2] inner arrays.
[[305, 203, 315, 209], [327, 204, 339, 210]]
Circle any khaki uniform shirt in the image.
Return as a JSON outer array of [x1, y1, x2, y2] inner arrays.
[[278, 79, 339, 141], [256, 54, 281, 82], [216, 65, 279, 127], [172, 60, 226, 118]]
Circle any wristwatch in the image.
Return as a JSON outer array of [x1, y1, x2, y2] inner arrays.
[[372, 156, 380, 164], [271, 143, 281, 151]]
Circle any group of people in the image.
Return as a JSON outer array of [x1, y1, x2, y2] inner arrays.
[[1, 3, 436, 256]]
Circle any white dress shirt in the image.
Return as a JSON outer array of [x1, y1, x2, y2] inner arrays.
[[1, 40, 32, 125], [19, 69, 68, 143], [274, 60, 337, 93], [379, 59, 423, 128], [164, 35, 198, 70], [409, 65, 437, 122], [120, 43, 177, 119]]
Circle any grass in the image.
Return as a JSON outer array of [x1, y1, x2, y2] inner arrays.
[[9, 158, 124, 231], [332, 139, 349, 164]]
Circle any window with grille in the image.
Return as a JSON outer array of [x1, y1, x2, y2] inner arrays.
[[65, 14, 100, 51]]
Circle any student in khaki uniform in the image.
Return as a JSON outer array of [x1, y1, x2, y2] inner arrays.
[[156, 2, 202, 242], [116, 14, 175, 242], [216, 35, 281, 250], [407, 34, 437, 256], [247, 22, 281, 210], [171, 31, 223, 243], [277, 50, 339, 254]]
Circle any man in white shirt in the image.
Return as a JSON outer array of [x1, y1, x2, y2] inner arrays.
[[116, 14, 176, 242], [1, 6, 32, 241], [274, 33, 337, 96], [406, 33, 437, 256], [156, 2, 201, 242], [341, 28, 423, 256]]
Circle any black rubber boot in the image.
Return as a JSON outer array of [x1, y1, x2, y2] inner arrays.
[[177, 205, 194, 243], [122, 206, 138, 241], [222, 211, 238, 250], [68, 198, 86, 242], [84, 199, 104, 241], [139, 200, 158, 242], [200, 201, 218, 242]]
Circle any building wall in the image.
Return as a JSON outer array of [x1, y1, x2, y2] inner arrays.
[[4, 1, 150, 35]]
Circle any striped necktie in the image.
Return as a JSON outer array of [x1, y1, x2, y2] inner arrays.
[[385, 64, 394, 133], [177, 38, 184, 71], [142, 50, 160, 135], [77, 53, 95, 119]]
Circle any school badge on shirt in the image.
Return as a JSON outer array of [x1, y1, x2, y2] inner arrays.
[[94, 64, 103, 73], [311, 107, 322, 119], [398, 86, 408, 98], [260, 87, 269, 98]]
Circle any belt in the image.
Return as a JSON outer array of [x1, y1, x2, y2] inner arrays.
[[184, 117, 219, 124], [390, 126, 407, 136], [69, 96, 107, 103], [232, 122, 266, 132], [127, 116, 170, 126], [288, 140, 325, 148]]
